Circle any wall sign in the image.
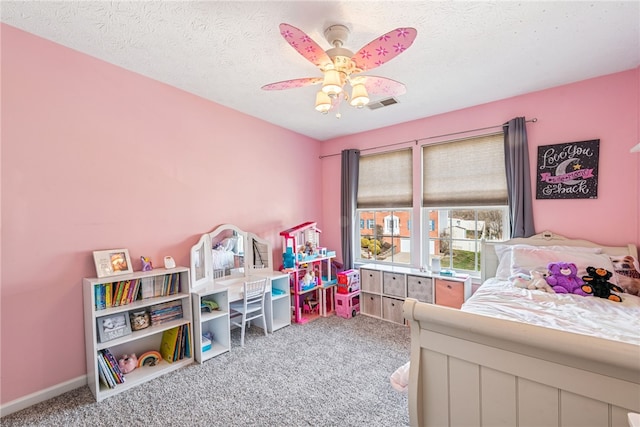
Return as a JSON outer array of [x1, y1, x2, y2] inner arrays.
[[536, 139, 599, 199]]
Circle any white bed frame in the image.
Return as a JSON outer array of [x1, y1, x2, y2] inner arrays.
[[403, 231, 640, 427]]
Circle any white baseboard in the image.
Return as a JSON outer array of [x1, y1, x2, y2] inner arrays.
[[0, 375, 87, 418]]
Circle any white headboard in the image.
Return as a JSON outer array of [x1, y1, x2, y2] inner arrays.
[[481, 230, 638, 282]]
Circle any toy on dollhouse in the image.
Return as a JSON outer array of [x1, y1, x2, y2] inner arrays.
[[303, 296, 319, 314], [280, 221, 322, 263], [280, 222, 337, 324]]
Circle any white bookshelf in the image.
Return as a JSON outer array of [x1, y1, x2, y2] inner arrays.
[[83, 267, 193, 402]]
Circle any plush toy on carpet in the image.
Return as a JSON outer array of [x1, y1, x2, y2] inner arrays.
[[581, 266, 624, 302], [546, 262, 588, 296]]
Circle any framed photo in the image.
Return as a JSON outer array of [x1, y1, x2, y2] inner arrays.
[[97, 312, 132, 343], [93, 249, 133, 278]]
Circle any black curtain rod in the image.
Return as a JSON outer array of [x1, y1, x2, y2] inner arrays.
[[319, 117, 538, 159]]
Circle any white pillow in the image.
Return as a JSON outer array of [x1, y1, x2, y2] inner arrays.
[[510, 246, 616, 283], [493, 244, 602, 280]]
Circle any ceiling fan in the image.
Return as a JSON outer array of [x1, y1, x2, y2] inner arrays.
[[262, 23, 417, 117]]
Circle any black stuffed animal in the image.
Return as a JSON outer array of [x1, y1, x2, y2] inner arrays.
[[581, 266, 624, 302]]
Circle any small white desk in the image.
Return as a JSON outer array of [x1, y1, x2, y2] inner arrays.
[[191, 271, 290, 363]]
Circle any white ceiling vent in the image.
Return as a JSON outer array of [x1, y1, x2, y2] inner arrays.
[[367, 97, 399, 110]]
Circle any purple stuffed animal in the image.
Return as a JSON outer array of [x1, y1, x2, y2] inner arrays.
[[546, 262, 588, 296]]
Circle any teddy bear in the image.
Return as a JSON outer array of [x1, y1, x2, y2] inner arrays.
[[581, 266, 624, 302], [512, 270, 554, 292], [545, 262, 588, 296]]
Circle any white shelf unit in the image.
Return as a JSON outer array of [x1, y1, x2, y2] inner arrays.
[[83, 267, 193, 402], [267, 273, 291, 331], [359, 263, 472, 325], [191, 289, 230, 363]]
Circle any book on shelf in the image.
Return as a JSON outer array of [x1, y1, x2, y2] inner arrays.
[[105, 282, 113, 308], [97, 353, 116, 388], [159, 324, 191, 363], [154, 275, 164, 297], [149, 300, 183, 325], [95, 285, 106, 310], [97, 359, 111, 389], [113, 281, 124, 307], [183, 323, 191, 359], [101, 349, 125, 384], [130, 278, 141, 302], [159, 326, 180, 363], [174, 325, 184, 361], [140, 277, 154, 299], [120, 280, 131, 306]]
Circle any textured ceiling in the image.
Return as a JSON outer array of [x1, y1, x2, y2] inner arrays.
[[2, 1, 639, 141]]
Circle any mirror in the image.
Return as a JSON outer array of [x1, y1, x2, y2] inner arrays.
[[190, 224, 274, 288], [209, 224, 246, 278], [247, 232, 274, 272], [190, 224, 247, 288]]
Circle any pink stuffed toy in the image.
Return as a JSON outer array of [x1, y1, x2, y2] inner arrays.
[[118, 353, 138, 374], [546, 262, 588, 296]]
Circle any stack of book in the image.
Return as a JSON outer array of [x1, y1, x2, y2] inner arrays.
[[149, 300, 183, 326], [159, 324, 192, 363], [140, 273, 181, 300], [94, 273, 183, 311], [97, 349, 125, 389], [94, 279, 142, 310]]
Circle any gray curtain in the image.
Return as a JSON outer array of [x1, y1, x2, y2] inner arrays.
[[503, 117, 535, 238], [341, 149, 360, 269]]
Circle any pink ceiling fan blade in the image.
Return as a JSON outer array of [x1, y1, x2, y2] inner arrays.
[[279, 23, 333, 70], [261, 77, 323, 91], [355, 75, 407, 97], [352, 27, 417, 72]]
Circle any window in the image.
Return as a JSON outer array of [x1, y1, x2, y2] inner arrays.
[[383, 215, 399, 235], [356, 149, 412, 265], [353, 134, 509, 275], [424, 208, 509, 274], [422, 133, 509, 275], [360, 219, 364, 229], [357, 210, 411, 264]]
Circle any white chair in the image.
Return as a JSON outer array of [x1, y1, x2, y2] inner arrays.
[[229, 278, 268, 347]]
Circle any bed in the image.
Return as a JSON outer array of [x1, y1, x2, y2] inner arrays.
[[401, 231, 640, 427]]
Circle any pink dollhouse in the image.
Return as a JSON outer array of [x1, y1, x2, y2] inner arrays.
[[280, 222, 336, 323]]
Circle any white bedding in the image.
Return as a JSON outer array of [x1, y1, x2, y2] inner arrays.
[[211, 248, 235, 271], [462, 278, 640, 345], [391, 278, 640, 392]]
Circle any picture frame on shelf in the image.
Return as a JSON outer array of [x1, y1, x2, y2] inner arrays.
[[93, 249, 133, 278], [97, 312, 132, 343]]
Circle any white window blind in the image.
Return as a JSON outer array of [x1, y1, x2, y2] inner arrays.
[[358, 148, 412, 208], [422, 134, 507, 207]]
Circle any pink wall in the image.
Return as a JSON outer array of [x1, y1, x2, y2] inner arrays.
[[2, 22, 639, 407], [1, 25, 321, 404], [320, 68, 640, 254]]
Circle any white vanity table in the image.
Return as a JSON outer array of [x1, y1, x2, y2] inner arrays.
[[189, 224, 290, 363]]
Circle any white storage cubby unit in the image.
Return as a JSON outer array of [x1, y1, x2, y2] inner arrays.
[[190, 224, 291, 363], [359, 263, 472, 324], [83, 267, 193, 402]]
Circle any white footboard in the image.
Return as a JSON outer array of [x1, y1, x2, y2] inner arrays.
[[403, 298, 640, 427]]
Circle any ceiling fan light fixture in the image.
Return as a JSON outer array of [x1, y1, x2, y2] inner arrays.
[[315, 90, 331, 113], [322, 69, 343, 97], [264, 23, 417, 118], [350, 83, 369, 108]]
